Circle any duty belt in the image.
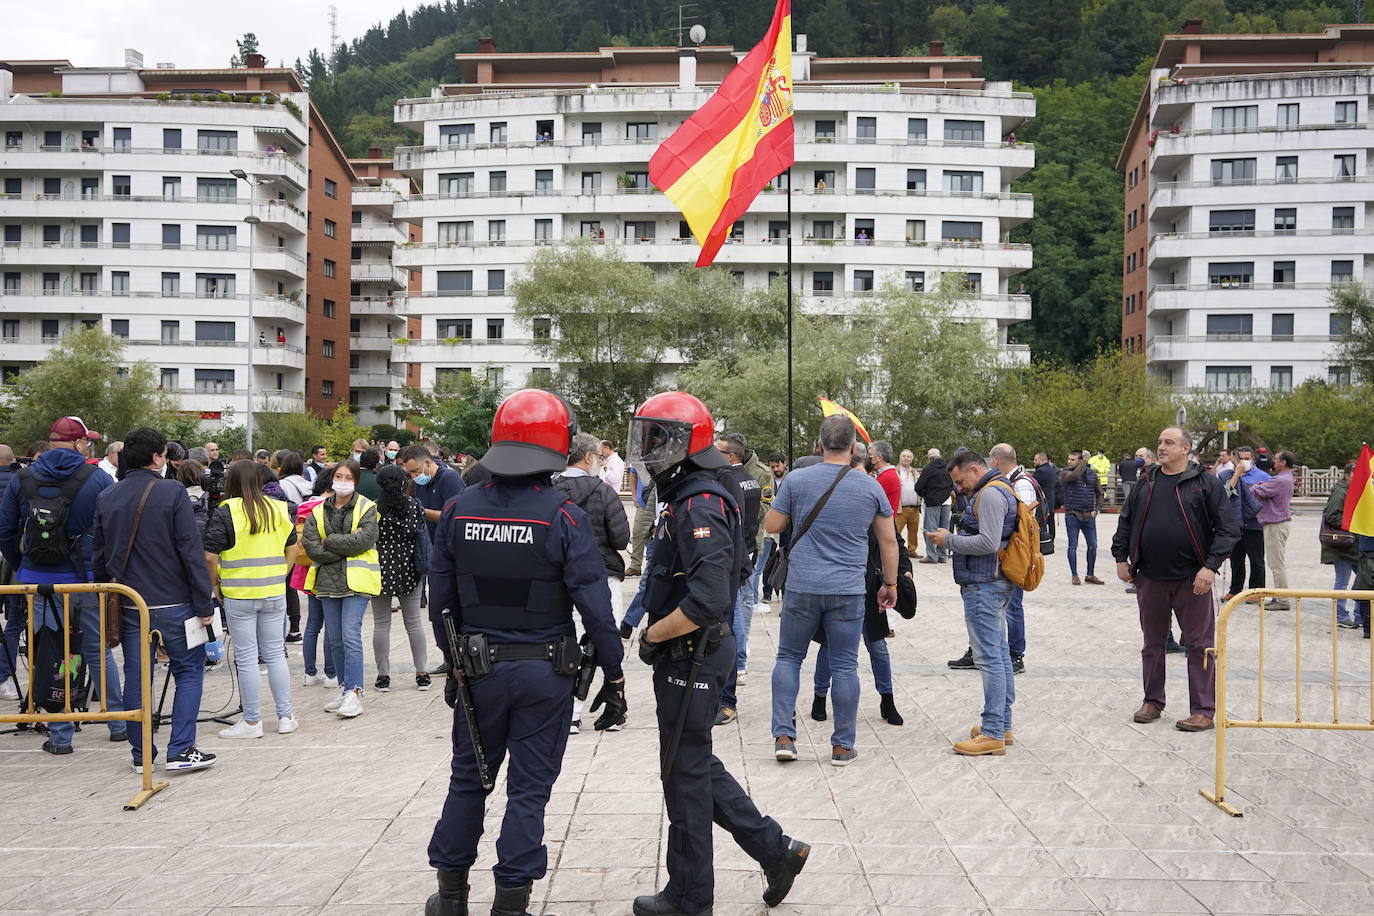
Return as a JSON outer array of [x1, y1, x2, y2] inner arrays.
[[666, 620, 731, 661], [457, 633, 581, 679]]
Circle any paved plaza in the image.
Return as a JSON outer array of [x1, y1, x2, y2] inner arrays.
[[2, 509, 1373, 914]]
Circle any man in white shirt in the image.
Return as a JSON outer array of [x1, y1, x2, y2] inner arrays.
[[894, 449, 923, 558], [98, 441, 122, 479], [598, 440, 625, 492]]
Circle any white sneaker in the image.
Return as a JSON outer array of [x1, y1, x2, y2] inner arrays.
[[323, 676, 339, 690], [754, 601, 770, 615], [217, 719, 263, 739], [336, 690, 364, 718], [0, 680, 18, 700], [324, 689, 347, 713], [302, 672, 324, 687], [277, 716, 299, 735]]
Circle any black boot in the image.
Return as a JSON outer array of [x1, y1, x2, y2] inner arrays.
[[490, 882, 533, 916], [947, 647, 975, 669], [632, 891, 712, 915], [879, 693, 904, 726], [424, 869, 469, 916], [810, 694, 827, 721], [763, 838, 811, 907]]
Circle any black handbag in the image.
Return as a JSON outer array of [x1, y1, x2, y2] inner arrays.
[[763, 464, 852, 592], [1319, 516, 1356, 549]]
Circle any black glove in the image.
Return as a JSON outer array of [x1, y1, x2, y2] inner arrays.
[[444, 674, 458, 709], [638, 631, 665, 667], [590, 677, 627, 731]]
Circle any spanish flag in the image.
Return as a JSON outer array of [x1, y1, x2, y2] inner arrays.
[[649, 0, 795, 267], [818, 397, 871, 443], [1342, 444, 1374, 536]]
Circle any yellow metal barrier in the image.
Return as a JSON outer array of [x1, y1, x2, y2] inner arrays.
[[0, 582, 169, 810], [1201, 587, 1374, 817]]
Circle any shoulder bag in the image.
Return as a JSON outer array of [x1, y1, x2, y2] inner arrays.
[[1320, 516, 1356, 549], [762, 464, 852, 593], [102, 479, 158, 649]]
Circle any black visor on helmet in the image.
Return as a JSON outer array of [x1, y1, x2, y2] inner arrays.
[[628, 416, 691, 483]]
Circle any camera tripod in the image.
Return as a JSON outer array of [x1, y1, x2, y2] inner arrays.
[[149, 625, 242, 732]]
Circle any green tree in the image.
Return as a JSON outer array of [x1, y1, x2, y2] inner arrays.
[[254, 412, 328, 456], [1224, 381, 1374, 469], [1330, 282, 1374, 385], [0, 327, 172, 446], [806, 0, 861, 56], [400, 376, 503, 454], [318, 402, 372, 460], [230, 32, 261, 68]]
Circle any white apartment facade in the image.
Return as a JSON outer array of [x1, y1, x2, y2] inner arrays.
[[392, 41, 1034, 393], [348, 161, 412, 427]]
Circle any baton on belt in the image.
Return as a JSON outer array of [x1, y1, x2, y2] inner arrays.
[[661, 629, 709, 783], [442, 609, 493, 791]]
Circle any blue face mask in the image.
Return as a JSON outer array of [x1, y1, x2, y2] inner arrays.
[[385, 450, 397, 460], [415, 472, 432, 486]]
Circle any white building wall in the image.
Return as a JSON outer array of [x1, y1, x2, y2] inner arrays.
[[348, 178, 410, 426]]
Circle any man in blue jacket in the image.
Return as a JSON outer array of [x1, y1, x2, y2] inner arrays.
[[0, 417, 123, 752], [93, 427, 217, 773]]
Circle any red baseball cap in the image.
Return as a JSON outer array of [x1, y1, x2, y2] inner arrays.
[[48, 416, 101, 442]]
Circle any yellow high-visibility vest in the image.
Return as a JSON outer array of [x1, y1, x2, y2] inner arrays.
[[304, 495, 381, 597], [219, 497, 293, 599]]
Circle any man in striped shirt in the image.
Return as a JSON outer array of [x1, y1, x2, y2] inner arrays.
[[1250, 450, 1296, 611]]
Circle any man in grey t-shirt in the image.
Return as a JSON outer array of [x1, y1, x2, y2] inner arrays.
[[764, 416, 899, 767]]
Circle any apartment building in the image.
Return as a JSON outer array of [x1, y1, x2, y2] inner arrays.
[[0, 52, 354, 423], [1119, 21, 1374, 394], [392, 37, 1035, 393], [348, 149, 419, 427]]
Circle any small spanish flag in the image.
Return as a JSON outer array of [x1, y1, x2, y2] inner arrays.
[[818, 397, 871, 443], [649, 0, 795, 267], [1342, 443, 1374, 536]]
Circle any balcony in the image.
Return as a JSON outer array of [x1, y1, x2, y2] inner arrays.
[[352, 222, 407, 246], [351, 185, 405, 210], [349, 334, 395, 353], [249, 200, 307, 235], [1146, 334, 1343, 363], [349, 369, 406, 389], [0, 193, 306, 225], [350, 296, 408, 319], [1147, 281, 1343, 314], [0, 288, 305, 319], [350, 261, 407, 288], [998, 344, 1032, 366], [0, 242, 304, 276], [1149, 175, 1373, 210], [1149, 227, 1373, 262]]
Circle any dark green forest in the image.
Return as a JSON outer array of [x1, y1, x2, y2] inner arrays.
[[292, 0, 1361, 364]]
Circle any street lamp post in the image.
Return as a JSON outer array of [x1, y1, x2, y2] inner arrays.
[[231, 168, 260, 452]]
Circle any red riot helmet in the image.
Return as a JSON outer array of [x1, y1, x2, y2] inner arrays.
[[627, 391, 726, 487], [481, 388, 578, 477]]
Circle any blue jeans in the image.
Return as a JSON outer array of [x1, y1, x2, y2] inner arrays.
[[923, 504, 952, 561], [622, 543, 653, 628], [815, 635, 892, 696], [747, 538, 773, 606], [0, 595, 25, 682], [771, 591, 864, 749], [302, 594, 335, 678], [122, 603, 205, 763], [1007, 586, 1025, 656], [962, 579, 1015, 739], [321, 594, 369, 692], [1064, 513, 1098, 577], [31, 592, 126, 747], [1334, 561, 1357, 621], [223, 595, 293, 723]]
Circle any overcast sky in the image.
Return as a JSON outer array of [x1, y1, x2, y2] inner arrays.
[[2, 0, 428, 70]]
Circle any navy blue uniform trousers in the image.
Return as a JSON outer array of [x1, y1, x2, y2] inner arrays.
[[654, 631, 787, 911], [429, 659, 572, 886]]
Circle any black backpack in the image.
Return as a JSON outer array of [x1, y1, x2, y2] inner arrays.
[[1009, 467, 1054, 556], [17, 464, 97, 571]]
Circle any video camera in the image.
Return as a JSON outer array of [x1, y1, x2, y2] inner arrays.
[[201, 458, 228, 506]]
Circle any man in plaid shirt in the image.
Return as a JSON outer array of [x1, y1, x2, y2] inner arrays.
[[1250, 450, 1296, 611]]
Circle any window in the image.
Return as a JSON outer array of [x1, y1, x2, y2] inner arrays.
[[42, 272, 60, 295], [438, 221, 473, 244], [1277, 103, 1300, 127], [489, 121, 507, 144], [108, 319, 128, 338], [196, 130, 237, 151], [1335, 154, 1356, 178], [43, 130, 61, 148], [1333, 206, 1355, 231], [486, 367, 504, 389], [197, 177, 235, 201], [161, 176, 181, 200], [1128, 168, 1137, 188], [855, 117, 876, 143], [323, 299, 335, 318], [161, 273, 181, 297], [197, 274, 234, 298], [163, 128, 181, 149], [323, 218, 337, 238], [528, 367, 552, 387], [436, 271, 473, 296], [2, 225, 17, 246], [436, 368, 473, 386], [1275, 156, 1298, 182], [488, 220, 506, 244], [437, 320, 472, 341], [80, 177, 97, 198], [814, 169, 835, 190], [321, 380, 334, 398], [533, 318, 551, 339], [109, 223, 130, 248], [622, 171, 651, 190], [111, 272, 129, 296], [1274, 208, 1296, 233], [323, 259, 336, 278], [42, 177, 61, 198], [1212, 158, 1257, 184], [440, 124, 474, 147], [535, 219, 553, 243], [1270, 366, 1292, 389], [812, 271, 834, 293], [1332, 260, 1354, 283], [112, 175, 131, 196], [351, 210, 362, 225], [196, 225, 235, 250], [1330, 366, 1352, 386], [159, 319, 180, 343], [439, 172, 474, 196], [78, 272, 98, 293], [581, 122, 602, 144], [487, 270, 505, 293], [853, 270, 874, 293], [627, 122, 657, 141], [111, 127, 132, 150], [854, 168, 875, 195], [2, 177, 19, 198], [808, 220, 832, 240], [41, 318, 59, 338], [41, 224, 60, 246], [907, 118, 927, 141], [1206, 314, 1253, 338], [535, 169, 553, 194], [964, 273, 982, 293], [771, 220, 792, 241], [158, 224, 181, 249], [906, 270, 925, 292], [1205, 366, 1252, 390], [1335, 100, 1358, 124], [581, 171, 601, 193], [905, 169, 927, 193], [944, 170, 984, 194], [195, 321, 235, 342], [944, 119, 984, 142], [1209, 209, 1255, 232], [324, 178, 337, 198], [1272, 314, 1294, 339], [1127, 253, 1137, 272], [1273, 261, 1295, 286], [1208, 262, 1254, 287], [535, 120, 554, 141], [489, 171, 507, 194], [814, 119, 836, 141], [942, 220, 983, 242], [487, 318, 504, 340], [1212, 105, 1258, 131], [1331, 313, 1353, 337], [5, 131, 21, 150], [322, 339, 335, 358], [905, 219, 926, 243], [1125, 294, 1136, 314]]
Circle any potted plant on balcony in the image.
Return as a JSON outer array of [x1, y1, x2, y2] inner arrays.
[[286, 289, 302, 304], [393, 337, 410, 346], [616, 174, 635, 189], [442, 336, 465, 346]]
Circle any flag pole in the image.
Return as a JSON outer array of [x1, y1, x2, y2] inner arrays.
[[786, 167, 794, 465]]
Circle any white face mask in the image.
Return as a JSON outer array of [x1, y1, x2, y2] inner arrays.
[[332, 481, 355, 496], [351, 452, 361, 461]]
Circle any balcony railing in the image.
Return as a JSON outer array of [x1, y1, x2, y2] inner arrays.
[[1151, 175, 1371, 194], [399, 186, 1030, 203], [1150, 228, 1368, 244], [1152, 120, 1369, 141], [0, 335, 303, 352], [394, 135, 1030, 161], [0, 241, 302, 260], [396, 83, 1035, 108], [1, 142, 304, 169], [1149, 334, 1344, 345], [400, 236, 1027, 252], [1149, 281, 1348, 294], [0, 193, 303, 216], [0, 287, 303, 306]]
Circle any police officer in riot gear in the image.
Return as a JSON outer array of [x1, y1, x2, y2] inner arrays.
[[628, 391, 809, 916], [425, 389, 626, 916]]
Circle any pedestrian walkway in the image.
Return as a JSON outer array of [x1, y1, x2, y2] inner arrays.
[[1, 512, 1371, 914]]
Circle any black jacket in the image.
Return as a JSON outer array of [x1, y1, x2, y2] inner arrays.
[[914, 458, 953, 506], [1111, 463, 1239, 577], [1032, 462, 1059, 512], [554, 473, 630, 578]]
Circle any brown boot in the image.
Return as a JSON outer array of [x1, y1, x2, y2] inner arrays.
[[953, 734, 1006, 756], [1133, 702, 1163, 723], [970, 725, 1014, 746], [1175, 713, 1214, 732]]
